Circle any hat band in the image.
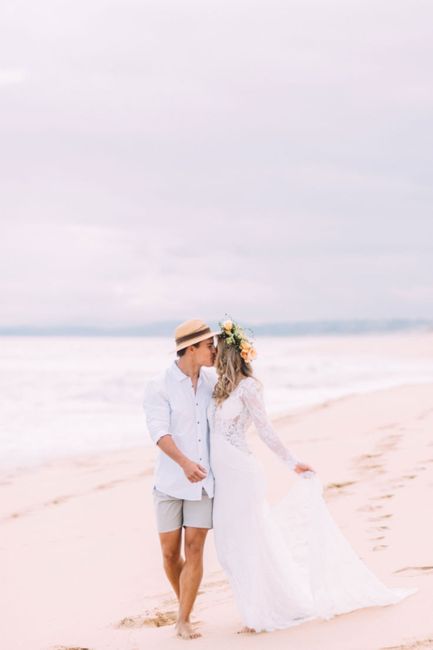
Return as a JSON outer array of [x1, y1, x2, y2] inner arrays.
[[176, 327, 212, 345]]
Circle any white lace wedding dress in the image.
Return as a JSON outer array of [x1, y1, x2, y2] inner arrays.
[[208, 377, 416, 632]]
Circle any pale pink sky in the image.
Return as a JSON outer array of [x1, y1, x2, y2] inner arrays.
[[1, 0, 432, 326]]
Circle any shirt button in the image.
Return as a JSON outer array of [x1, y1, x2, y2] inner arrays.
[[197, 421, 200, 424], [198, 439, 201, 442]]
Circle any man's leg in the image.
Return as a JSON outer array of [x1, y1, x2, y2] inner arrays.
[[158, 528, 184, 599], [175, 527, 208, 639]]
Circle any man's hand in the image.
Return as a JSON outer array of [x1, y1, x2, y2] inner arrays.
[[156, 435, 207, 483], [294, 462, 315, 474], [181, 458, 207, 483]]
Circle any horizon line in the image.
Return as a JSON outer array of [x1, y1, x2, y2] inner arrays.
[[0, 318, 432, 337]]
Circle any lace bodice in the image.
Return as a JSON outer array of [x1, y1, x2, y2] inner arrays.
[[208, 377, 299, 470]]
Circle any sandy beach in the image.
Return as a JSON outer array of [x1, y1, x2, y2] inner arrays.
[[2, 379, 433, 650]]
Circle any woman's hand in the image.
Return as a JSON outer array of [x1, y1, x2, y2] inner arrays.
[[294, 462, 315, 474]]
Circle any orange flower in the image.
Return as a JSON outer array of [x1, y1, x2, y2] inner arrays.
[[241, 347, 257, 362], [240, 339, 251, 351]]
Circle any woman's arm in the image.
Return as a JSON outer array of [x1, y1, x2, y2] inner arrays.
[[241, 378, 314, 473]]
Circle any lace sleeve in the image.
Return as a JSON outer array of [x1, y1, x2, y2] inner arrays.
[[240, 378, 299, 470]]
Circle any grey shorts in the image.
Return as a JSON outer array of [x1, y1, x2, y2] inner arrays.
[[152, 487, 213, 533]]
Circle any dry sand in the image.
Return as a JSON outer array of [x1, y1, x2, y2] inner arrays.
[[1, 381, 433, 650]]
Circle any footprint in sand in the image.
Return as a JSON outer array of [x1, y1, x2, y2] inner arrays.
[[358, 452, 383, 461], [381, 638, 433, 649], [355, 453, 383, 467], [388, 481, 406, 489], [377, 423, 398, 431], [96, 479, 124, 490], [357, 504, 383, 513], [324, 481, 357, 496], [367, 526, 389, 534], [377, 435, 402, 452], [118, 610, 178, 628], [362, 464, 386, 473], [200, 578, 230, 594], [49, 496, 71, 505], [368, 514, 392, 522], [416, 408, 433, 421], [201, 578, 229, 588], [371, 493, 394, 500], [96, 471, 152, 491], [372, 544, 388, 551], [197, 578, 231, 598], [394, 566, 433, 577]]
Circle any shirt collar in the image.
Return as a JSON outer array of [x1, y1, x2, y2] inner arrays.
[[171, 360, 188, 381], [171, 360, 203, 385]]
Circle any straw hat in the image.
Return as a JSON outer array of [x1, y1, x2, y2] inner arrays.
[[174, 319, 219, 352]]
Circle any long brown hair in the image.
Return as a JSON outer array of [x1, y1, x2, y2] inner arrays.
[[213, 336, 255, 405]]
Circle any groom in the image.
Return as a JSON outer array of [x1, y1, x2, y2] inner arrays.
[[143, 319, 219, 640]]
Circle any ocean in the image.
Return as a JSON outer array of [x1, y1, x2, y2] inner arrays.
[[1, 334, 433, 471]]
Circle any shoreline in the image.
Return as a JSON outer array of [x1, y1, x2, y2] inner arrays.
[[2, 377, 432, 479], [2, 329, 433, 477]]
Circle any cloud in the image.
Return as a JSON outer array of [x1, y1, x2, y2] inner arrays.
[[1, 0, 433, 324], [0, 68, 27, 85]]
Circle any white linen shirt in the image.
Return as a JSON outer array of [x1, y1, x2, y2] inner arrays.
[[143, 361, 216, 500]]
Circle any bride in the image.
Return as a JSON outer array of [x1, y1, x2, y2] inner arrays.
[[208, 319, 416, 633]]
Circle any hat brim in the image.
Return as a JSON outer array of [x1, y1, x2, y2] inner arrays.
[[173, 330, 220, 353]]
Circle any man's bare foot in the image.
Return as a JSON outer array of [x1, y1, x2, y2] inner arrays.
[[175, 620, 202, 640], [237, 626, 256, 634]]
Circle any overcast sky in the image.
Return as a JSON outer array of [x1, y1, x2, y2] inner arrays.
[[1, 0, 432, 326]]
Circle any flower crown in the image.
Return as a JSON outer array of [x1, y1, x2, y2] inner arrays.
[[218, 318, 257, 363]]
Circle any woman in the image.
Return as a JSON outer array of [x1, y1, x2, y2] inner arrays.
[[208, 319, 416, 633]]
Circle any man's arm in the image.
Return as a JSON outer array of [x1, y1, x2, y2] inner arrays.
[[143, 379, 206, 483], [157, 435, 207, 483]]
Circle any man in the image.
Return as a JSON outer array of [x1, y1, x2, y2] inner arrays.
[[143, 319, 219, 640]]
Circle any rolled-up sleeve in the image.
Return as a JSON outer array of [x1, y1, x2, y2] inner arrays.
[[143, 379, 171, 445]]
